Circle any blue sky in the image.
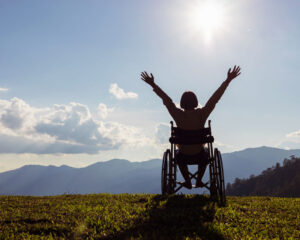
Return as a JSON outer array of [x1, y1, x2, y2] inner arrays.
[[0, 0, 300, 172]]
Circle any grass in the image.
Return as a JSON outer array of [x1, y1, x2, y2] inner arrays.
[[0, 194, 299, 239]]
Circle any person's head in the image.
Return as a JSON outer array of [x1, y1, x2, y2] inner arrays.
[[180, 91, 198, 110]]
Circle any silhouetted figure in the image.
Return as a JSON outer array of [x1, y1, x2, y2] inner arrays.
[[141, 66, 241, 189]]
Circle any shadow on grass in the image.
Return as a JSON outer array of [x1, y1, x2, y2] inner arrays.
[[106, 194, 225, 240]]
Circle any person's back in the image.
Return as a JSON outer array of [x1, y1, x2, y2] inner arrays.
[[168, 107, 207, 155]]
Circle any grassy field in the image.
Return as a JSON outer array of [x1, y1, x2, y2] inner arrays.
[[0, 194, 299, 240]]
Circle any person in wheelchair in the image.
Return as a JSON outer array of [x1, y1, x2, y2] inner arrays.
[[141, 66, 241, 189]]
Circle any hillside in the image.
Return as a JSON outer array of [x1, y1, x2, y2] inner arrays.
[[226, 156, 300, 197], [0, 159, 161, 195], [1, 147, 300, 196], [0, 194, 299, 239], [221, 146, 300, 183]]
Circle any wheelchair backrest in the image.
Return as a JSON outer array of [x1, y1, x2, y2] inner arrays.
[[169, 121, 214, 145]]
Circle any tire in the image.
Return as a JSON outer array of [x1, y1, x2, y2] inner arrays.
[[161, 149, 171, 195], [214, 148, 226, 206], [161, 149, 176, 195], [209, 152, 218, 201], [161, 150, 168, 195]]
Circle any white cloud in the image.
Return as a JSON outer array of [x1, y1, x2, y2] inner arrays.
[[0, 133, 101, 154], [213, 140, 235, 152], [97, 103, 114, 119], [34, 103, 115, 151], [276, 141, 300, 150], [275, 130, 300, 150], [101, 121, 153, 147], [286, 130, 300, 138], [155, 123, 170, 144], [0, 98, 153, 154], [0, 88, 8, 92], [152, 123, 171, 155], [0, 98, 36, 131], [109, 83, 138, 100]]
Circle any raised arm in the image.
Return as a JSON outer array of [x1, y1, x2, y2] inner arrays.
[[141, 71, 178, 115], [203, 66, 241, 118]]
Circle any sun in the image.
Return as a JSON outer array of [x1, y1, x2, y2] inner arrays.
[[188, 1, 226, 43]]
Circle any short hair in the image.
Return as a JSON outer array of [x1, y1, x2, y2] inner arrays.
[[180, 91, 198, 110]]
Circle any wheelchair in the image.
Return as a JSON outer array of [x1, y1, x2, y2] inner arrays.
[[161, 120, 226, 205]]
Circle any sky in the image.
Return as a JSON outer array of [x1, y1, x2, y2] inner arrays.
[[0, 0, 300, 172]]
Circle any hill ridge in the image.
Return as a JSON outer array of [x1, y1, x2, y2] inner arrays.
[[1, 146, 300, 196]]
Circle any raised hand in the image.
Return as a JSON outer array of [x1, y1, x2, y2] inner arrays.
[[141, 71, 155, 87], [227, 65, 241, 82]]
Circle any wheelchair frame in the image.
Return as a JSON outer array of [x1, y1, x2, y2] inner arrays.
[[161, 120, 226, 205]]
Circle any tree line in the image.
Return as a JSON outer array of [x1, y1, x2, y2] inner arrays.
[[226, 156, 300, 197]]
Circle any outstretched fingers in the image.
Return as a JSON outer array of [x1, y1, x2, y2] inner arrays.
[[141, 71, 155, 86], [234, 66, 241, 75], [141, 71, 149, 80], [232, 65, 241, 72], [227, 65, 241, 80]]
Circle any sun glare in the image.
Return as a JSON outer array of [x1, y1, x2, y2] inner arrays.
[[188, 1, 226, 44]]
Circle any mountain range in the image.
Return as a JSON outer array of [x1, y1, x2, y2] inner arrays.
[[1, 146, 300, 196]]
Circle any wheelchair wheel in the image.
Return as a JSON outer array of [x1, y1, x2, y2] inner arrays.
[[161, 149, 175, 195], [209, 154, 218, 201], [216, 149, 226, 205], [213, 148, 226, 206]]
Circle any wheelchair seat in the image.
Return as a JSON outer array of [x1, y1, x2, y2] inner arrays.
[[175, 149, 209, 166]]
